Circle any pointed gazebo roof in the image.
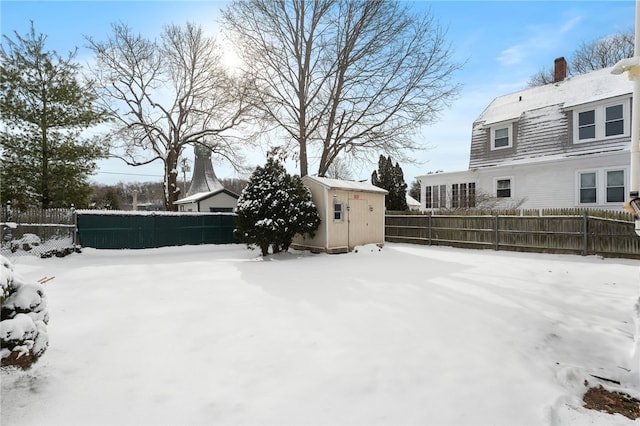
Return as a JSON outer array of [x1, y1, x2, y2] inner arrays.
[[186, 145, 224, 197]]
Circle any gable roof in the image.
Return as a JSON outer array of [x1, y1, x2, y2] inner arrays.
[[477, 66, 634, 125], [303, 175, 388, 194], [406, 194, 420, 207], [174, 188, 239, 205]]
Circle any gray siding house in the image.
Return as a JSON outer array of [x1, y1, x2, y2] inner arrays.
[[418, 59, 634, 211]]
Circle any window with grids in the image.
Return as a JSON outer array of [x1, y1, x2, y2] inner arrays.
[[490, 124, 513, 150], [496, 179, 511, 198], [334, 203, 344, 221]]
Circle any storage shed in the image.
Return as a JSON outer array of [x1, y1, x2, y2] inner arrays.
[[292, 176, 388, 254], [175, 189, 239, 213]]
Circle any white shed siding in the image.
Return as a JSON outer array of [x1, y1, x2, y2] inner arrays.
[[198, 192, 238, 212], [292, 176, 386, 253]]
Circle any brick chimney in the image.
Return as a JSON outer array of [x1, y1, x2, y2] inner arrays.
[[554, 57, 567, 82]]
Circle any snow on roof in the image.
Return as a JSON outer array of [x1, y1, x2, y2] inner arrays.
[[174, 189, 238, 204], [406, 194, 420, 207], [477, 67, 633, 125], [303, 175, 388, 194]]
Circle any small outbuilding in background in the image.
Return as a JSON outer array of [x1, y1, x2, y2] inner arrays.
[[292, 176, 388, 254], [175, 145, 239, 212]]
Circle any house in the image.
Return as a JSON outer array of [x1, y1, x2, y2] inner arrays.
[[418, 58, 634, 212], [291, 176, 388, 253], [175, 145, 239, 212]]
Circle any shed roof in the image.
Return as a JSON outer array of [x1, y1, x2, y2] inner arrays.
[[174, 188, 239, 205], [303, 175, 388, 194], [477, 66, 633, 125]]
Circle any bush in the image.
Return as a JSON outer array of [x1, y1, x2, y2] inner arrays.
[[235, 158, 320, 256], [1, 255, 49, 369]]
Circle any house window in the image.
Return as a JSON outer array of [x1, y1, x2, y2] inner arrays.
[[452, 184, 459, 208], [425, 186, 432, 208], [605, 105, 624, 137], [496, 179, 511, 198], [334, 202, 344, 221], [460, 184, 467, 207], [468, 183, 476, 208], [574, 100, 629, 143], [579, 172, 597, 203], [439, 185, 446, 208], [606, 170, 625, 203], [578, 110, 596, 140], [490, 124, 513, 150]]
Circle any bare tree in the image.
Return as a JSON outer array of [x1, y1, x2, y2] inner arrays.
[[571, 29, 635, 74], [222, 0, 461, 177], [87, 23, 255, 210], [526, 68, 555, 88], [324, 157, 353, 180], [528, 29, 634, 87]]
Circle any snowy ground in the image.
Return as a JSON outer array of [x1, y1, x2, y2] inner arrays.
[[1, 243, 639, 425]]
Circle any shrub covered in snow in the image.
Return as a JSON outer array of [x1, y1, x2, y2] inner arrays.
[[0, 255, 49, 369], [235, 158, 320, 256], [10, 233, 41, 253]]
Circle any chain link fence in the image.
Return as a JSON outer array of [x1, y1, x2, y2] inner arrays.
[[1, 205, 78, 258]]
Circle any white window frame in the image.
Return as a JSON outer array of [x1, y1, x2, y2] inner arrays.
[[572, 98, 630, 144], [604, 168, 626, 204], [575, 168, 627, 206], [333, 202, 344, 222], [577, 170, 598, 205], [494, 177, 513, 198], [490, 122, 513, 150]]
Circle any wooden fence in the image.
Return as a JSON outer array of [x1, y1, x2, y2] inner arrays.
[[385, 209, 640, 259]]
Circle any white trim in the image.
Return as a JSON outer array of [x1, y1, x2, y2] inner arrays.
[[576, 169, 598, 206], [490, 122, 513, 150], [572, 98, 631, 144], [575, 167, 628, 206], [494, 176, 513, 198]]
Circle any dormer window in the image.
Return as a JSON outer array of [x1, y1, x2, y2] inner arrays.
[[490, 123, 513, 150], [573, 99, 629, 143]]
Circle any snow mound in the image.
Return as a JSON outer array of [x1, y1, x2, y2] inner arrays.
[[352, 244, 383, 254]]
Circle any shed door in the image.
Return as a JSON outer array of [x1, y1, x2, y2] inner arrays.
[[347, 197, 371, 249]]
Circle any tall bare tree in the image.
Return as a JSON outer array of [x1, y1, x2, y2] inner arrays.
[[222, 0, 461, 177], [87, 23, 255, 210], [528, 29, 635, 87]]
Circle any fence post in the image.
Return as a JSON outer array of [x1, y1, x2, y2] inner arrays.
[[494, 213, 499, 251], [582, 210, 588, 256], [428, 211, 432, 245], [72, 206, 77, 251]]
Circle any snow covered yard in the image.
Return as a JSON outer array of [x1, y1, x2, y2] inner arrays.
[[1, 242, 639, 425]]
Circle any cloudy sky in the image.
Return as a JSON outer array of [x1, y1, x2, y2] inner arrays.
[[1, 0, 637, 185]]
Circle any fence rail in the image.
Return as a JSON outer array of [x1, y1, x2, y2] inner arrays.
[[385, 210, 640, 259]]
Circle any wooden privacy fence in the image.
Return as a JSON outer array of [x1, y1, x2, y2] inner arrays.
[[385, 209, 640, 259]]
